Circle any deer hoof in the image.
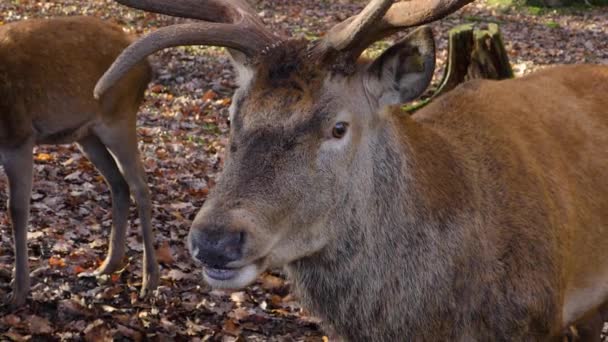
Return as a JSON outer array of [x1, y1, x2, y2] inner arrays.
[[7, 290, 27, 309], [94, 256, 125, 275], [139, 264, 160, 298], [7, 275, 29, 308]]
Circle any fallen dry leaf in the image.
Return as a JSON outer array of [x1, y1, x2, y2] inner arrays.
[[222, 318, 241, 336], [260, 273, 286, 291], [230, 291, 247, 304], [202, 89, 217, 102], [28, 315, 53, 335], [116, 324, 144, 342], [1, 314, 21, 327], [83, 320, 112, 342], [155, 240, 175, 264], [35, 153, 54, 162], [48, 256, 66, 268], [166, 269, 194, 281]]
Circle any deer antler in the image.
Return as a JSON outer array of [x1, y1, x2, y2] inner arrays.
[[113, 0, 259, 24], [97, 0, 476, 97], [95, 0, 278, 98], [310, 0, 474, 62]]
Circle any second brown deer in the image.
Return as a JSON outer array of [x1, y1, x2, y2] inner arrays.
[[0, 16, 159, 307], [98, 0, 608, 340]]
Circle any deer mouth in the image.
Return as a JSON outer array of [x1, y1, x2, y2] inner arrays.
[[202, 262, 262, 289], [205, 267, 239, 281]]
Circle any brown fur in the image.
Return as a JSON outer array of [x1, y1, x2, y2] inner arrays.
[[189, 35, 608, 340], [0, 16, 149, 145], [0, 16, 159, 307]]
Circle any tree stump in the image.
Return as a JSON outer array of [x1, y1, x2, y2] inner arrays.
[[435, 22, 513, 97], [404, 23, 513, 112]]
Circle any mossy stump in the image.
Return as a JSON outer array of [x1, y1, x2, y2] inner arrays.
[[405, 23, 513, 112], [436, 22, 513, 96]]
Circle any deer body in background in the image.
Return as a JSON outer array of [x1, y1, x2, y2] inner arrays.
[[0, 16, 159, 307], [98, 0, 608, 340]]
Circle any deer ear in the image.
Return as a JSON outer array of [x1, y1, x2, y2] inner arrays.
[[364, 26, 435, 107], [228, 49, 255, 87]]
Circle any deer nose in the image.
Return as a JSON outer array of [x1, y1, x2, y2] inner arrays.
[[188, 227, 245, 268]]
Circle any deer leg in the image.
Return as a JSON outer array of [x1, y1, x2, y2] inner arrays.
[[78, 135, 130, 275], [94, 125, 159, 297], [2, 139, 34, 307]]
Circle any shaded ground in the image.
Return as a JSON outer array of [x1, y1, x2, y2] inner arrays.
[[0, 0, 607, 340]]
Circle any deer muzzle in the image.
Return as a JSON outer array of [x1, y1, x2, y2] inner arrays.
[[188, 207, 269, 289]]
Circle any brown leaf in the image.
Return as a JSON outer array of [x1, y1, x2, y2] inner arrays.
[[231, 307, 251, 321], [52, 240, 70, 253], [34, 153, 54, 162], [260, 273, 285, 291], [84, 319, 112, 342], [116, 324, 143, 342], [160, 317, 176, 332], [27, 231, 45, 240], [222, 318, 241, 336], [269, 294, 284, 308], [27, 315, 53, 335], [73, 265, 86, 274], [166, 269, 194, 281], [185, 319, 205, 335], [48, 256, 66, 268], [58, 298, 92, 318], [155, 241, 175, 265], [150, 84, 164, 93], [64, 170, 82, 181], [230, 291, 247, 304], [202, 89, 217, 102], [1, 315, 21, 327], [2, 331, 27, 342], [218, 97, 231, 106]]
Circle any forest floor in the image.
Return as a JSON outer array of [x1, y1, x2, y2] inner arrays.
[[0, 0, 607, 340]]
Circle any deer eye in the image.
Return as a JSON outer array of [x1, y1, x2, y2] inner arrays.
[[332, 122, 349, 139]]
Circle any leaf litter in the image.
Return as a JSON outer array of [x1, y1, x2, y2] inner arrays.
[[0, 0, 606, 340]]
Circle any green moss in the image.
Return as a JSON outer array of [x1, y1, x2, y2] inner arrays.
[[464, 15, 504, 24], [544, 20, 561, 28], [486, 0, 521, 7], [362, 40, 391, 59], [484, 0, 605, 15], [526, 6, 544, 14], [291, 27, 319, 41]]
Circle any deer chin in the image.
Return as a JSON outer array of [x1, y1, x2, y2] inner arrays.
[[202, 262, 262, 289]]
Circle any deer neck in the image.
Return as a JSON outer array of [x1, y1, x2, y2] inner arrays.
[[286, 110, 475, 340]]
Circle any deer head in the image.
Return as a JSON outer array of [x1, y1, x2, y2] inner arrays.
[[96, 0, 473, 289]]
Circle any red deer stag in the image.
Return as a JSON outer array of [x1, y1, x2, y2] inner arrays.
[[96, 0, 608, 340], [0, 16, 159, 307]]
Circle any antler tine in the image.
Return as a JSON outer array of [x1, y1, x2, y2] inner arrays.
[[352, 0, 475, 55], [94, 22, 273, 99], [114, 0, 259, 24], [324, 0, 393, 51], [95, 0, 279, 98], [310, 0, 393, 59], [114, 0, 274, 41], [312, 0, 474, 62]]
